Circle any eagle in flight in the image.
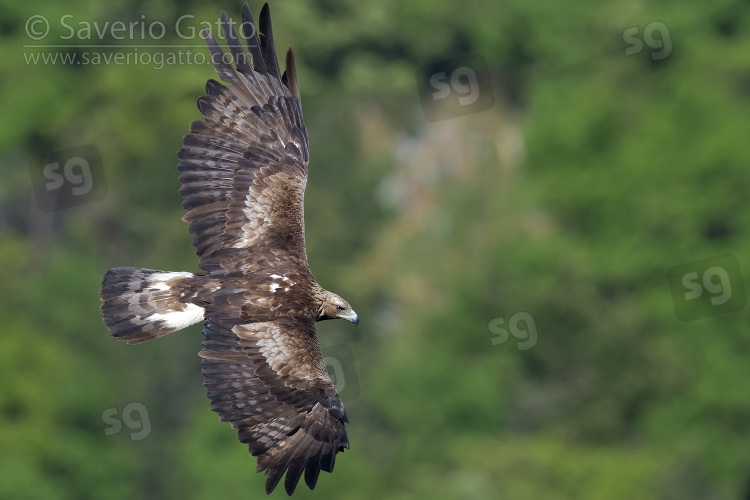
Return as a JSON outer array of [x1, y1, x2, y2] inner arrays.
[[100, 3, 358, 495]]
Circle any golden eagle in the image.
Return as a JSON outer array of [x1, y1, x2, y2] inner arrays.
[[100, 3, 358, 495]]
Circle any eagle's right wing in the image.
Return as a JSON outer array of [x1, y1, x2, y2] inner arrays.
[[199, 315, 349, 495], [178, 3, 311, 276]]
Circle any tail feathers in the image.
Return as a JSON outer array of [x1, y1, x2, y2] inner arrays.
[[101, 267, 205, 345]]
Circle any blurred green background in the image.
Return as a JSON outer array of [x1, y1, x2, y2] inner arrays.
[[2, 0, 750, 498]]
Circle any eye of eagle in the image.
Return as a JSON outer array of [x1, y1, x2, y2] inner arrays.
[[336, 305, 346, 311]]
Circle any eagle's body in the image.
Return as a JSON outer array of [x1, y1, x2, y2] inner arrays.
[[100, 3, 358, 495]]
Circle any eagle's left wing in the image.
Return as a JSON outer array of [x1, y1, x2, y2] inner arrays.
[[178, 3, 311, 276], [199, 315, 349, 495]]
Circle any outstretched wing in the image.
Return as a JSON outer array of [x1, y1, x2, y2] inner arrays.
[[200, 314, 349, 495], [178, 2, 310, 276]]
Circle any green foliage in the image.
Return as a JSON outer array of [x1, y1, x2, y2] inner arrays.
[[2, 0, 750, 498]]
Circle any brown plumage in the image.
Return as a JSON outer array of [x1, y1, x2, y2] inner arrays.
[[100, 3, 359, 495]]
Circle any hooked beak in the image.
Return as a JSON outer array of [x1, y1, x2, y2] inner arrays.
[[346, 311, 359, 327]]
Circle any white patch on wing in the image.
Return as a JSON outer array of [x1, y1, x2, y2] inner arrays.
[[233, 173, 273, 248], [151, 303, 205, 330], [268, 274, 294, 293], [233, 323, 326, 380], [234, 201, 269, 247], [230, 167, 306, 250]]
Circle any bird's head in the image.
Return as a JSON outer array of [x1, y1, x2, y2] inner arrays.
[[318, 293, 358, 326]]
